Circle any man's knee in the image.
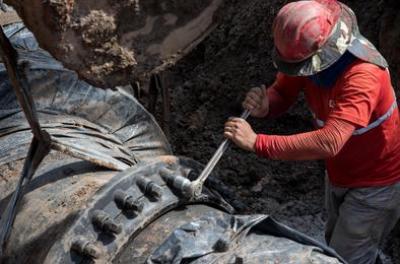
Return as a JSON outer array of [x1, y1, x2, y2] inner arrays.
[[329, 220, 378, 264], [336, 212, 372, 238]]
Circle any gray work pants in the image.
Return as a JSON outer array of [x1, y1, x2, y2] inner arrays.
[[325, 178, 400, 264]]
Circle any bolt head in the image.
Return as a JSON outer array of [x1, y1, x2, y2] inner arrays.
[[148, 183, 162, 200], [71, 238, 102, 259]]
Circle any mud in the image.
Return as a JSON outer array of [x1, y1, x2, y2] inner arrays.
[[0, 160, 25, 200], [4, 0, 224, 88], [75, 9, 136, 78], [161, 0, 400, 263]]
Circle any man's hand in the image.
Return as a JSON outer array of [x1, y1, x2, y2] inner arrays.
[[224, 118, 257, 152], [242, 85, 269, 118]]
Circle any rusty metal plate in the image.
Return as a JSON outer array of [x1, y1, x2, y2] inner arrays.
[[4, 0, 224, 87]]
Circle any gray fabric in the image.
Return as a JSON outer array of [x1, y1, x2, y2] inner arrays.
[[148, 213, 345, 263], [325, 178, 400, 264]]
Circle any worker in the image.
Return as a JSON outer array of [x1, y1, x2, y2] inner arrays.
[[224, 0, 400, 263]]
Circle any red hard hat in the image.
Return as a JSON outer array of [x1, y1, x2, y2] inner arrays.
[[273, 0, 341, 63]]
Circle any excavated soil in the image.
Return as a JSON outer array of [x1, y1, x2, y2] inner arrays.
[[162, 0, 400, 262]]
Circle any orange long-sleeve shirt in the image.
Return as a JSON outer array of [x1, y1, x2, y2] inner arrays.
[[255, 60, 400, 187]]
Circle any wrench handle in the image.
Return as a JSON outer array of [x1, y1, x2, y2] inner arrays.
[[194, 109, 251, 188]]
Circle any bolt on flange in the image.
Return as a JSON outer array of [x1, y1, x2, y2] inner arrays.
[[114, 189, 144, 212], [92, 210, 122, 235], [136, 176, 163, 201], [71, 237, 102, 259]]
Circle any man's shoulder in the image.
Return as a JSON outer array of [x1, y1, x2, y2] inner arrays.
[[344, 60, 387, 77]]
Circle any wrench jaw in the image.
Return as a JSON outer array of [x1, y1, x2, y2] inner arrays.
[[182, 170, 203, 199], [160, 167, 196, 199], [192, 183, 203, 199]]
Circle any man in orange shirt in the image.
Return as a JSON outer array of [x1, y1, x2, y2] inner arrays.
[[224, 0, 400, 263]]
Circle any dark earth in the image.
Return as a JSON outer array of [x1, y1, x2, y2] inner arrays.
[[152, 0, 400, 263]]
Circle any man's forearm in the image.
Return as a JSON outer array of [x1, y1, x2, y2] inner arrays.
[[266, 87, 297, 118], [255, 118, 355, 160]]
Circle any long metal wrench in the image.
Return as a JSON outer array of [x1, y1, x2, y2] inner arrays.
[[191, 109, 251, 197]]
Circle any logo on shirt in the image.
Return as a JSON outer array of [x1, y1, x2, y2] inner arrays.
[[329, 99, 336, 108]]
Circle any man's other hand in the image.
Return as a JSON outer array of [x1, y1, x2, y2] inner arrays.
[[242, 85, 269, 118], [224, 118, 257, 152]]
